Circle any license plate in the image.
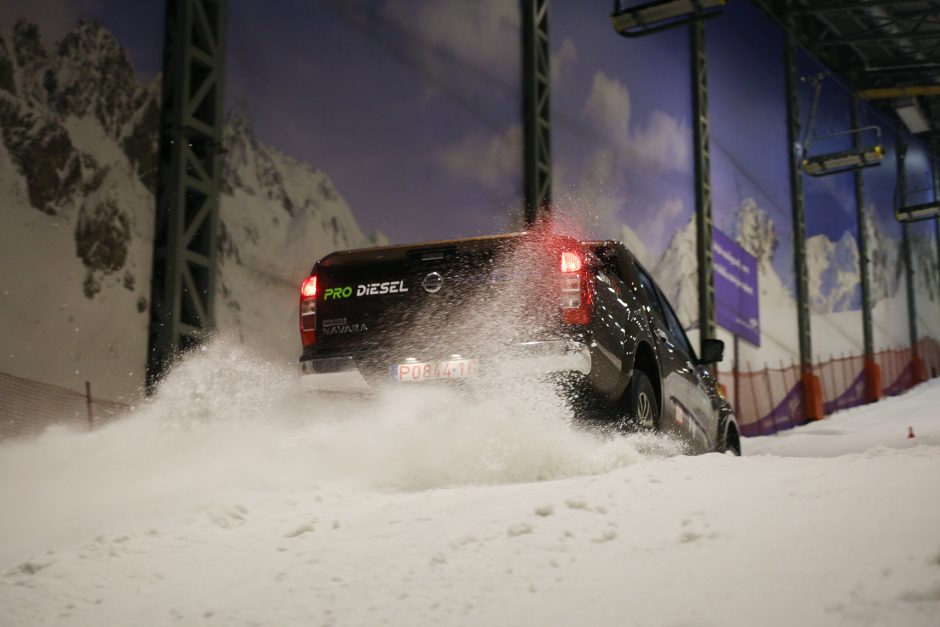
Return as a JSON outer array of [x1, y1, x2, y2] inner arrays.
[[391, 359, 477, 382]]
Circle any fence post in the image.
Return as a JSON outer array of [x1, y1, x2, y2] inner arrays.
[[747, 362, 760, 434], [733, 334, 741, 419], [85, 381, 94, 430], [763, 365, 774, 430]]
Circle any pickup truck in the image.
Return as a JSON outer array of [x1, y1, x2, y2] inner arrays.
[[298, 230, 740, 455]]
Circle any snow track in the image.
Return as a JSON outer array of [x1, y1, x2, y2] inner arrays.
[[1, 341, 939, 626]]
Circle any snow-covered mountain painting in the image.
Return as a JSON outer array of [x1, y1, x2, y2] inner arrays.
[[0, 18, 379, 400], [911, 222, 940, 343], [864, 201, 916, 352], [216, 113, 387, 363], [0, 18, 158, 401], [806, 232, 861, 315], [615, 194, 800, 365]]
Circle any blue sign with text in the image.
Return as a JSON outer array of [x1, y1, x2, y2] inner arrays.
[[713, 229, 760, 346]]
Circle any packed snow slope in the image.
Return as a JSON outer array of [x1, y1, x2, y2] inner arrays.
[[1, 342, 939, 627]]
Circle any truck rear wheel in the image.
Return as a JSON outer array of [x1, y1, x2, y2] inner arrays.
[[621, 370, 659, 431]]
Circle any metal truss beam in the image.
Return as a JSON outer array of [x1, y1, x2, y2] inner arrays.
[[784, 21, 813, 371], [147, 0, 227, 390], [863, 60, 940, 74], [817, 29, 940, 47], [859, 85, 940, 99], [852, 99, 874, 360], [691, 19, 715, 355], [792, 1, 927, 15], [522, 0, 551, 227]]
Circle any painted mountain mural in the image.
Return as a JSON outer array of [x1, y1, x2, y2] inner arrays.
[[806, 231, 861, 315], [0, 19, 380, 399]]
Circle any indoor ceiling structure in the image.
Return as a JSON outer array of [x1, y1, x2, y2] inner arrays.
[[762, 0, 940, 146]]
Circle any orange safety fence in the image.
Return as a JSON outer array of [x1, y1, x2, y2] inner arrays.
[[0, 371, 130, 440], [718, 337, 940, 437], [2, 338, 938, 442]]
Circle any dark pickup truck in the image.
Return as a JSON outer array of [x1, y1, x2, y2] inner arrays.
[[298, 231, 740, 455]]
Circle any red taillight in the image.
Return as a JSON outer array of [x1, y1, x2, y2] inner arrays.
[[301, 275, 317, 299], [560, 249, 593, 325], [561, 251, 582, 273], [300, 275, 317, 347]]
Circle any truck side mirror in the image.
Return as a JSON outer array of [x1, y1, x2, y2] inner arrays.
[[699, 338, 724, 365]]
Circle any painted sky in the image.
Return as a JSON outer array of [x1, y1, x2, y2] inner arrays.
[[904, 136, 936, 207], [551, 0, 694, 259], [861, 111, 900, 239], [708, 0, 794, 292], [798, 49, 860, 245], [226, 0, 523, 244]]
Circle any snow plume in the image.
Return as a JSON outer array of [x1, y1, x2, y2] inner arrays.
[[552, 71, 694, 267], [0, 338, 680, 562]]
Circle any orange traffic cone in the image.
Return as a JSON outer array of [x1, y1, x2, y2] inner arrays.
[[908, 426, 915, 439]]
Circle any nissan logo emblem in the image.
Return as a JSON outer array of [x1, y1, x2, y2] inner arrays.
[[422, 272, 443, 293]]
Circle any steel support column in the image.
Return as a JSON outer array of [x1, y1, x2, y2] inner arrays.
[[522, 0, 551, 227], [784, 11, 823, 419], [147, 0, 227, 390], [896, 137, 919, 350], [852, 99, 874, 360], [933, 140, 940, 305], [691, 19, 715, 355], [784, 24, 812, 372]]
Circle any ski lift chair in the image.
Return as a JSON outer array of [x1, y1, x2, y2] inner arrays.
[[802, 133, 883, 176], [894, 200, 940, 223], [801, 75, 884, 177], [894, 146, 940, 223]]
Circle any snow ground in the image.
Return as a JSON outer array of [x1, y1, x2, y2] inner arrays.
[[1, 342, 939, 627]]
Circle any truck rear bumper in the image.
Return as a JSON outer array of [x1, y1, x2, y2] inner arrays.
[[300, 340, 592, 392], [300, 356, 372, 392]]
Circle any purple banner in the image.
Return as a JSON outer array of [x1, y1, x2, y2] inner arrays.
[[713, 229, 760, 346]]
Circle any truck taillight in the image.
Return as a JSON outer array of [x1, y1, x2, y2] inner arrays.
[[300, 275, 317, 346], [560, 251, 582, 273], [560, 250, 593, 325]]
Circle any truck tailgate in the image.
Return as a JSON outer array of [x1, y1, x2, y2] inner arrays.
[[312, 233, 562, 357]]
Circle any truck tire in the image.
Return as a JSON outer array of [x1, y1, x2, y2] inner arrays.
[[623, 370, 659, 431]]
